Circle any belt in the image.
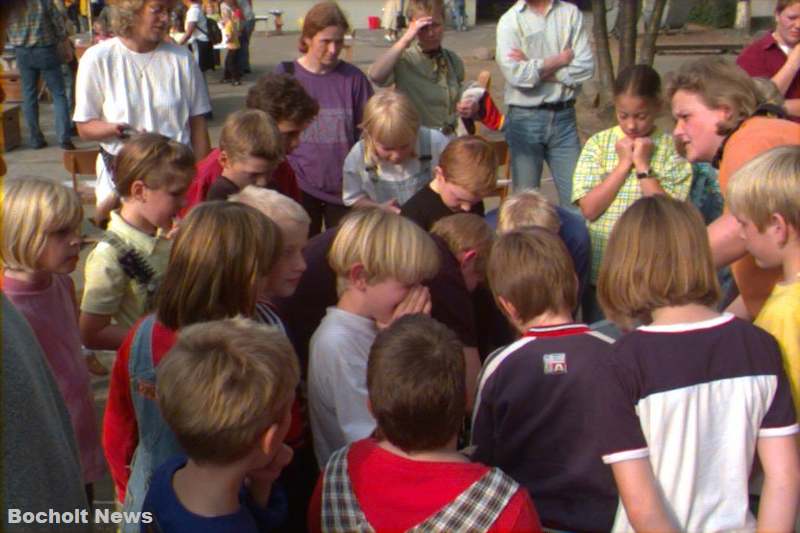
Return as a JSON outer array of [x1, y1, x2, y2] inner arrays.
[[512, 100, 575, 112]]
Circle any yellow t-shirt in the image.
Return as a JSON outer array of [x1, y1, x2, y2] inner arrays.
[[81, 211, 172, 329], [755, 279, 800, 413]]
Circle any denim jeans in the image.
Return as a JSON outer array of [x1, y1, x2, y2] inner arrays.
[[15, 45, 72, 145], [504, 104, 581, 212], [238, 18, 255, 72]]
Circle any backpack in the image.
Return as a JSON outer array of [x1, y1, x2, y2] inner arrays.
[[198, 16, 222, 45]]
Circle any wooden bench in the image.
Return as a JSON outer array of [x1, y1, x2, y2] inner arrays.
[[0, 104, 21, 153], [655, 42, 744, 55]]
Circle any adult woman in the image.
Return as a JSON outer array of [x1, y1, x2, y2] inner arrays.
[[73, 0, 211, 222], [737, 0, 800, 120], [276, 1, 373, 235], [669, 57, 800, 319]]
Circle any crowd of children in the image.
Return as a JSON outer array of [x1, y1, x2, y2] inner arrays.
[[4, 0, 800, 532]]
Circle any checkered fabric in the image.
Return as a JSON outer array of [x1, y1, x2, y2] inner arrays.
[[571, 126, 692, 282], [320, 445, 520, 533]]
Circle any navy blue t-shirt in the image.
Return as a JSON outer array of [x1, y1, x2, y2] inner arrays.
[[141, 455, 287, 533]]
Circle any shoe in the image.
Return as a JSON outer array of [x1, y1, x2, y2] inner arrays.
[[60, 141, 76, 150], [232, 80, 241, 86], [31, 139, 48, 149], [85, 352, 109, 377]]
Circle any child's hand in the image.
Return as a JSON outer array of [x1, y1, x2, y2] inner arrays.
[[379, 199, 401, 214], [246, 443, 294, 508], [378, 285, 431, 329], [632, 137, 655, 171], [615, 136, 635, 166], [399, 16, 433, 47], [456, 98, 479, 118]]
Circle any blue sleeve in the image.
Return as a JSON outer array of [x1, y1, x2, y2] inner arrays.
[[556, 206, 591, 301], [242, 482, 289, 532]]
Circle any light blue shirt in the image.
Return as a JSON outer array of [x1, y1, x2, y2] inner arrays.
[[496, 0, 594, 107]]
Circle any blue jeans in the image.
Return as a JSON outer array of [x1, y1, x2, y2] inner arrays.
[[15, 45, 72, 145], [238, 18, 255, 72], [505, 104, 581, 212]]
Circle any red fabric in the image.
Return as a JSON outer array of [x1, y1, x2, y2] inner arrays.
[[102, 318, 177, 502], [181, 149, 302, 217], [737, 32, 800, 121], [308, 439, 542, 533], [480, 92, 505, 131]]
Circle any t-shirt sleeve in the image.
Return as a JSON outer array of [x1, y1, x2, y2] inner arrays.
[[655, 136, 692, 200], [736, 44, 773, 79], [73, 48, 104, 123], [426, 241, 478, 347], [327, 338, 376, 443], [187, 54, 212, 116], [571, 133, 606, 204], [185, 5, 200, 24], [760, 334, 800, 437], [341, 143, 368, 206], [493, 489, 543, 533], [81, 243, 127, 317], [428, 129, 451, 168], [470, 372, 497, 465], [352, 71, 375, 139], [596, 344, 650, 464]]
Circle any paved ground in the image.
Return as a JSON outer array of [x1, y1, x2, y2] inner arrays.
[[1, 17, 745, 525]]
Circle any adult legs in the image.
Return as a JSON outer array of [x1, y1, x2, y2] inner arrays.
[[544, 107, 582, 214], [239, 18, 255, 73], [505, 105, 547, 193], [15, 46, 46, 147], [38, 48, 72, 145]]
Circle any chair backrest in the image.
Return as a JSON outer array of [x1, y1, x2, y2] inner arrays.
[[63, 148, 99, 203], [478, 137, 511, 202]]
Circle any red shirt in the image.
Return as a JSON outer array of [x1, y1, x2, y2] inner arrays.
[[737, 32, 800, 120], [182, 149, 302, 217], [102, 318, 177, 502], [308, 439, 542, 533]]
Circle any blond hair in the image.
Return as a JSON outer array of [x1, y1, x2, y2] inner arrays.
[[156, 318, 300, 464], [2, 177, 82, 272], [108, 0, 178, 38], [487, 228, 576, 323], [230, 186, 311, 229], [329, 207, 440, 295], [114, 133, 195, 197], [431, 213, 494, 279], [360, 90, 420, 167], [597, 196, 720, 328], [156, 202, 282, 330], [728, 145, 800, 232], [438, 136, 497, 197], [497, 190, 560, 234], [219, 109, 284, 164], [406, 0, 445, 19], [666, 58, 759, 136]]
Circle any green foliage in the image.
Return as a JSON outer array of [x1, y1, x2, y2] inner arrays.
[[687, 0, 737, 28]]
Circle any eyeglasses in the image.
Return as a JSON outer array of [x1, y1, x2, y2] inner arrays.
[[146, 4, 173, 18]]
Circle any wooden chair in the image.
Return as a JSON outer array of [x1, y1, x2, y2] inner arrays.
[[474, 70, 512, 201], [62, 148, 98, 204]]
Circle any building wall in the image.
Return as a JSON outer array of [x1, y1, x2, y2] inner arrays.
[[251, 0, 477, 31]]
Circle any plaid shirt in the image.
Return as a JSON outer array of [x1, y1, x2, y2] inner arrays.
[[571, 126, 692, 282], [6, 0, 67, 47]]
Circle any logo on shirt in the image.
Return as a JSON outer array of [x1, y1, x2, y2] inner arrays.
[[543, 353, 567, 375]]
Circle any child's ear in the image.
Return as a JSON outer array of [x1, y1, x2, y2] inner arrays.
[[218, 150, 231, 170], [258, 406, 292, 457], [433, 165, 446, 184], [497, 296, 523, 330], [459, 249, 478, 270], [129, 180, 147, 202], [770, 213, 791, 246], [348, 263, 368, 291]]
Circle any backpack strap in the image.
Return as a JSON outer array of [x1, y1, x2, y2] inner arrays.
[[320, 446, 374, 533], [409, 467, 519, 533], [281, 60, 295, 76]]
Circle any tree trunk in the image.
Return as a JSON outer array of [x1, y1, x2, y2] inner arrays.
[[735, 0, 751, 33], [591, 0, 616, 103], [639, 0, 668, 66], [617, 0, 639, 73]]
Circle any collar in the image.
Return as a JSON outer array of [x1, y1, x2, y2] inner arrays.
[[762, 32, 780, 50], [517, 0, 556, 15], [711, 118, 747, 169], [523, 323, 590, 338], [107, 210, 164, 255]]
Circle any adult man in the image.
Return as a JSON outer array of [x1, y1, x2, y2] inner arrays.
[[7, 0, 75, 150], [496, 0, 593, 210]]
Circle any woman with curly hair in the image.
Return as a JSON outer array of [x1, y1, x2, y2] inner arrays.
[[73, 0, 211, 224]]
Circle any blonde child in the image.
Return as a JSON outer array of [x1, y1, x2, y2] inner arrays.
[[342, 90, 449, 212], [401, 135, 496, 230], [103, 202, 282, 528], [308, 208, 440, 466], [80, 133, 195, 353], [596, 195, 800, 532], [221, 0, 242, 85], [2, 178, 106, 504], [142, 318, 299, 532], [205, 109, 285, 202], [572, 64, 692, 322], [728, 146, 800, 411]]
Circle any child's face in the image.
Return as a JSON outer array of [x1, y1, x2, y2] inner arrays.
[[140, 181, 189, 232], [364, 278, 414, 324], [437, 173, 482, 213], [735, 214, 783, 269], [38, 226, 81, 274], [303, 25, 345, 69], [615, 93, 658, 140], [265, 222, 309, 299], [671, 89, 728, 163], [776, 2, 800, 47], [412, 13, 444, 51], [222, 155, 276, 189], [374, 139, 415, 165]]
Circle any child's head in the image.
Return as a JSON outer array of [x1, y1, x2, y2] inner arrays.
[[2, 177, 83, 274], [405, 0, 445, 50], [775, 1, 800, 48], [157, 317, 300, 466], [613, 64, 662, 139], [430, 213, 494, 292], [433, 136, 497, 212], [487, 227, 577, 330], [328, 208, 440, 324], [230, 186, 311, 299], [113, 132, 195, 231], [598, 196, 720, 328], [156, 201, 282, 330], [727, 145, 800, 271], [246, 74, 319, 154], [219, 109, 285, 190], [367, 314, 464, 453], [496, 189, 560, 234], [361, 90, 420, 166]]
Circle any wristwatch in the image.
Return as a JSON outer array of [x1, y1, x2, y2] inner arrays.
[[636, 169, 654, 180]]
